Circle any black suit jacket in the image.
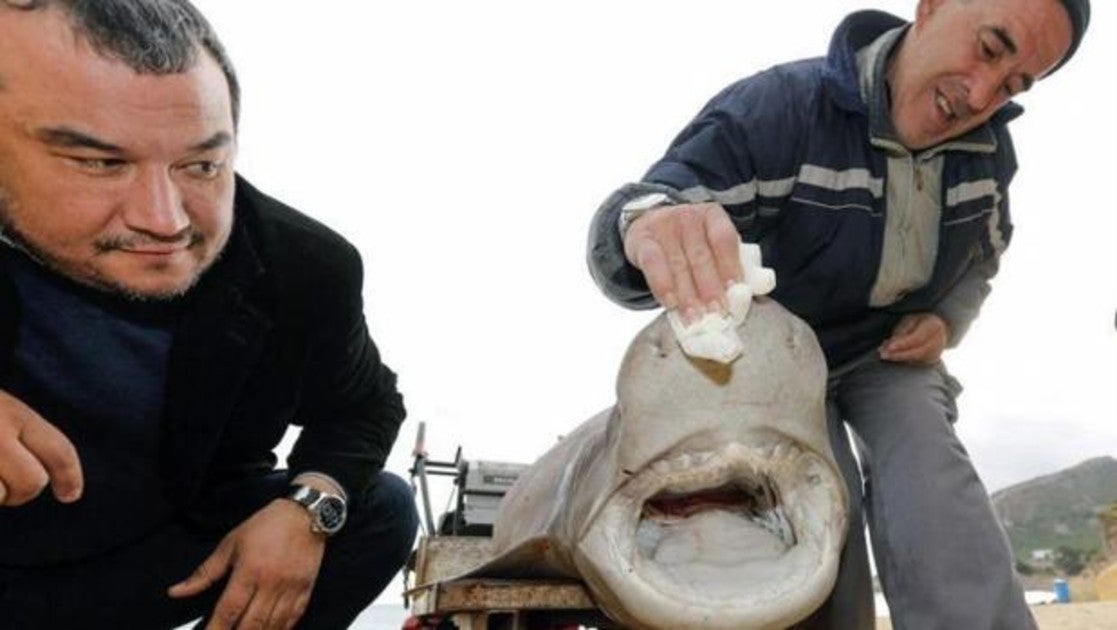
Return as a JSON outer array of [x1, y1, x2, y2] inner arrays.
[[0, 176, 405, 524]]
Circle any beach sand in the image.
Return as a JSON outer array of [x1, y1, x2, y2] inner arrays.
[[875, 601, 1117, 629]]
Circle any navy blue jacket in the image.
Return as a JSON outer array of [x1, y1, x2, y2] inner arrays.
[[589, 11, 1021, 367]]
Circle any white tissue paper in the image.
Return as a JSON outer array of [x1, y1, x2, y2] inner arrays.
[[666, 242, 776, 363]]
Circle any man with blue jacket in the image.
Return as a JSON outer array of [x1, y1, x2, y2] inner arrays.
[[588, 0, 1089, 626]]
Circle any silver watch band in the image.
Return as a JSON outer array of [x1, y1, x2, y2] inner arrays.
[[287, 484, 348, 536], [618, 192, 675, 236]]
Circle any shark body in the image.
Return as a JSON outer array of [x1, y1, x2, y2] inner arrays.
[[468, 299, 848, 629]]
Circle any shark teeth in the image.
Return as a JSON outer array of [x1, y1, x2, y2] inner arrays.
[[642, 440, 804, 497]]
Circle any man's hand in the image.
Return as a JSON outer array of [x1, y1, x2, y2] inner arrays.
[[169, 499, 327, 630], [623, 202, 742, 322], [0, 389, 83, 506], [879, 313, 951, 365]]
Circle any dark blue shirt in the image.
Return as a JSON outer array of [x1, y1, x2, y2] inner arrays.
[[0, 245, 180, 566]]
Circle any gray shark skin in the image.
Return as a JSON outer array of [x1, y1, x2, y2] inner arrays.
[[467, 299, 848, 629]]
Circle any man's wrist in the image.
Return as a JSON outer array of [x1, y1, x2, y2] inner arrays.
[[618, 192, 675, 236], [284, 484, 348, 536], [929, 311, 955, 346], [291, 471, 348, 502]]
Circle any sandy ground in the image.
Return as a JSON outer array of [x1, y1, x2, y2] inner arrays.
[[875, 601, 1117, 629]]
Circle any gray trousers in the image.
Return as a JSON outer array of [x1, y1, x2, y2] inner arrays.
[[799, 355, 1035, 630]]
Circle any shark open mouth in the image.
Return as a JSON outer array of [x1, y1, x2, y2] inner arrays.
[[638, 473, 795, 551], [575, 436, 846, 628]]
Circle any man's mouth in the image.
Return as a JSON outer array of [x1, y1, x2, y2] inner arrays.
[[97, 230, 204, 255], [117, 245, 191, 256]]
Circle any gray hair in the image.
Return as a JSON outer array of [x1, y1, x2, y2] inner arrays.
[[2, 0, 240, 124]]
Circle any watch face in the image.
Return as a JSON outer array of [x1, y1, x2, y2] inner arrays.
[[316, 496, 347, 533]]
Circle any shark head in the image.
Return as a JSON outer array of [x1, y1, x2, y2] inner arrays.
[[572, 299, 848, 629], [482, 299, 847, 630]]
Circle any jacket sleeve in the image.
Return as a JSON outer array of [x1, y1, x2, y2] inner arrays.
[[933, 126, 1017, 347], [287, 243, 405, 499], [933, 255, 998, 347], [587, 69, 802, 308]]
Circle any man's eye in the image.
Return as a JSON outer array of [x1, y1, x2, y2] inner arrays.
[[71, 157, 125, 172], [183, 161, 223, 178]]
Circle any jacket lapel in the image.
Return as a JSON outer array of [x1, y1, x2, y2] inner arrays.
[[0, 251, 16, 382], [161, 213, 273, 504]]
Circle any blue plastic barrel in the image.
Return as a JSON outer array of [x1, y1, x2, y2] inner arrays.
[[1053, 578, 1071, 603]]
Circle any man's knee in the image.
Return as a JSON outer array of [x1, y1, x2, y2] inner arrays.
[[361, 471, 419, 550], [844, 361, 963, 460], [334, 471, 419, 568]]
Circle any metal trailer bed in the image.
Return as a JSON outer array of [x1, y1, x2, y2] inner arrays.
[[403, 424, 615, 629], [403, 535, 615, 630]]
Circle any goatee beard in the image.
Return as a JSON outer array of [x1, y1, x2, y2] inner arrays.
[[0, 191, 200, 303]]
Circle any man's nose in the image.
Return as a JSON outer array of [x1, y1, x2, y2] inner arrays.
[[122, 168, 190, 237], [966, 68, 1005, 115]]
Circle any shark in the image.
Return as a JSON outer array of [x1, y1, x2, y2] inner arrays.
[[466, 298, 848, 629]]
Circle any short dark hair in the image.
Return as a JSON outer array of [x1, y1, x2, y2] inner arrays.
[[2, 0, 240, 124]]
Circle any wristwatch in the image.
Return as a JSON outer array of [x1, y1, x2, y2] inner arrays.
[[619, 192, 675, 235], [286, 484, 348, 536]]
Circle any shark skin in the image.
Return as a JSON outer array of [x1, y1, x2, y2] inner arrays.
[[467, 298, 849, 629]]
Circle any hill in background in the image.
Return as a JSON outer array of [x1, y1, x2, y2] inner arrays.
[[991, 456, 1117, 562]]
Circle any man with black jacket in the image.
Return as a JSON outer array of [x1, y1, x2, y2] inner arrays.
[[0, 1, 417, 628]]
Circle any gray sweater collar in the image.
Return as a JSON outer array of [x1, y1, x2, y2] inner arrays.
[[857, 26, 998, 156]]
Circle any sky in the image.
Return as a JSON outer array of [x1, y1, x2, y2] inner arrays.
[[192, 0, 1115, 614]]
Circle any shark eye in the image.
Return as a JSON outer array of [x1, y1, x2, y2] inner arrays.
[[649, 326, 671, 357]]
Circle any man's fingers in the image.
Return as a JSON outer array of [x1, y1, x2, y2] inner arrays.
[[237, 587, 279, 630], [0, 439, 50, 506], [625, 203, 743, 321], [268, 584, 313, 630], [885, 328, 927, 353], [278, 592, 313, 630], [18, 418, 83, 503], [881, 346, 929, 364], [704, 205, 744, 286], [169, 539, 234, 598], [205, 573, 255, 630], [633, 232, 701, 317], [661, 230, 700, 319], [680, 209, 725, 310], [884, 315, 935, 351], [0, 390, 81, 505], [880, 331, 932, 361], [891, 315, 921, 338], [630, 238, 678, 310], [881, 316, 947, 364]]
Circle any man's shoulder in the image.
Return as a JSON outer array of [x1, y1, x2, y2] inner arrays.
[[228, 176, 367, 318], [234, 176, 363, 278], [235, 177, 357, 254], [723, 57, 827, 103]]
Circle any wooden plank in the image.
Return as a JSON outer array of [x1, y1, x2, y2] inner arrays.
[[414, 536, 494, 584], [434, 579, 596, 612]]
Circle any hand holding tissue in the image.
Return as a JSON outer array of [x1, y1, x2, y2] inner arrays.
[[666, 243, 776, 363]]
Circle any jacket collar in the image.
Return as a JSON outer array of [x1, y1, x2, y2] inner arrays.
[[823, 9, 1024, 155], [162, 176, 275, 503]]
